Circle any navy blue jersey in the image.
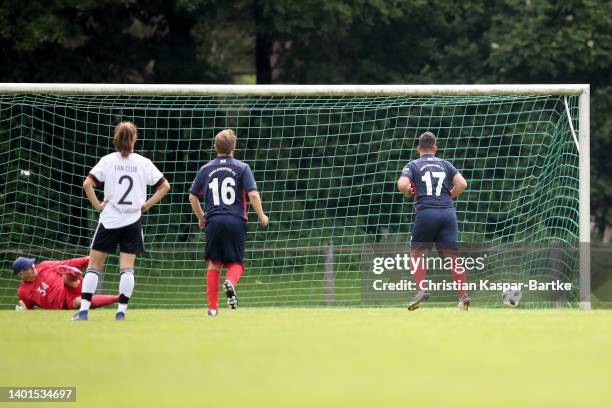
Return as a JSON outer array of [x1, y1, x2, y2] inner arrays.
[[189, 157, 257, 221], [401, 154, 458, 211]]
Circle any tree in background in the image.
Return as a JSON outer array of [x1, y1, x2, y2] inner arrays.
[[0, 0, 229, 83], [1, 0, 610, 238]]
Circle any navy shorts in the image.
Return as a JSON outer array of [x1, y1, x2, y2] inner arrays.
[[205, 215, 246, 264], [411, 208, 458, 251]]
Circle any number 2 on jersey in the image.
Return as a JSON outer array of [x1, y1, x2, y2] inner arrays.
[[421, 171, 446, 196], [209, 177, 236, 205], [117, 175, 133, 205]]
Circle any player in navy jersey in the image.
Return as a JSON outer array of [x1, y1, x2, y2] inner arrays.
[[397, 132, 469, 310], [189, 129, 269, 316]]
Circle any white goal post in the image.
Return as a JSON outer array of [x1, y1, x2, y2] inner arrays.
[[0, 83, 590, 308]]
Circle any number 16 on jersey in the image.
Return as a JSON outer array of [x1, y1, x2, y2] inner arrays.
[[209, 177, 236, 205]]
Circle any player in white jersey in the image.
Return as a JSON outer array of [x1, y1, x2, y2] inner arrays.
[[73, 121, 171, 320]]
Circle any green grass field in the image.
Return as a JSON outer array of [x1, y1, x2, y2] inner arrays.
[[1, 308, 611, 407]]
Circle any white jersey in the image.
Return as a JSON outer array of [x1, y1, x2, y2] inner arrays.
[[88, 152, 164, 229]]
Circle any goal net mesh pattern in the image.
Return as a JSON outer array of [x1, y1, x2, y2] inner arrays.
[[0, 93, 580, 308]]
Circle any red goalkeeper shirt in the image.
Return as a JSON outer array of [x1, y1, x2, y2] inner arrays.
[[17, 257, 89, 310]]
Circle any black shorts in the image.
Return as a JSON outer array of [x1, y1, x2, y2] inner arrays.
[[90, 218, 145, 254], [205, 215, 246, 264]]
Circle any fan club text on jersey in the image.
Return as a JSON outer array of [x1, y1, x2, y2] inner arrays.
[[114, 164, 138, 172]]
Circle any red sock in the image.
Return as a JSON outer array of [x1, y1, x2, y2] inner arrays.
[[206, 269, 221, 310], [410, 249, 427, 291], [451, 266, 466, 298], [443, 249, 466, 298], [91, 295, 119, 309], [225, 263, 244, 286]]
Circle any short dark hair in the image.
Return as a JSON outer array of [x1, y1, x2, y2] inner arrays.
[[418, 132, 436, 150]]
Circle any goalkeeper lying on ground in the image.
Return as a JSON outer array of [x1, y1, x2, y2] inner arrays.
[[13, 256, 119, 310]]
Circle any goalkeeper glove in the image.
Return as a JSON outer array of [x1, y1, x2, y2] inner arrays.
[[58, 265, 83, 280]]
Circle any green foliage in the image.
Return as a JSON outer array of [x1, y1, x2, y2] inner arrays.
[[0, 0, 610, 231], [0, 0, 230, 83]]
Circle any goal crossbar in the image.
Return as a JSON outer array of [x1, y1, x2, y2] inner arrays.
[[0, 83, 589, 96]]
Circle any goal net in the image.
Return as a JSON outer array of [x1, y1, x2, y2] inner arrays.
[[0, 85, 588, 308]]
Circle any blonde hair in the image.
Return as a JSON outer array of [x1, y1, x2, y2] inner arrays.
[[214, 129, 236, 155], [113, 121, 137, 157]]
